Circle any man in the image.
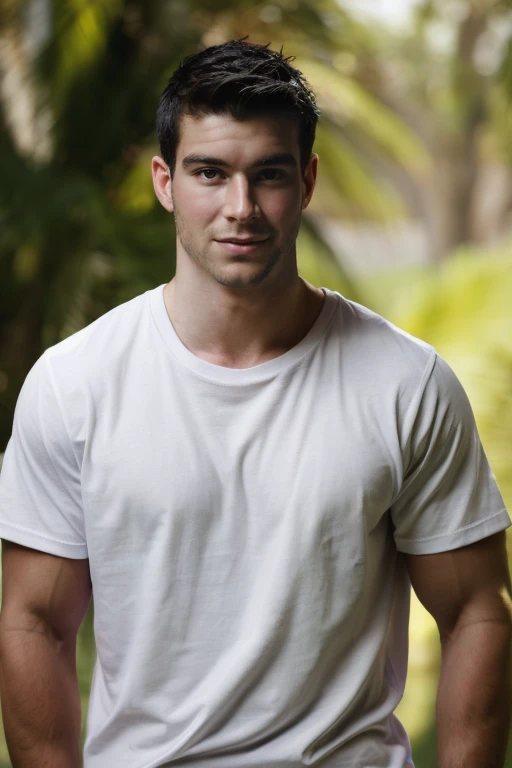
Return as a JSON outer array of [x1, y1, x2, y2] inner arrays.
[[0, 38, 511, 768]]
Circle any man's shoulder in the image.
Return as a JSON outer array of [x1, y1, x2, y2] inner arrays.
[[45, 287, 152, 369], [330, 291, 435, 381], [38, 287, 158, 410]]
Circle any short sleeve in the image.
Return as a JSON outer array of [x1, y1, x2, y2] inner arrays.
[[0, 353, 88, 558], [391, 352, 511, 554]]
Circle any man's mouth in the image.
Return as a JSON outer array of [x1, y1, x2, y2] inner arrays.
[[216, 237, 269, 244], [214, 237, 270, 253]]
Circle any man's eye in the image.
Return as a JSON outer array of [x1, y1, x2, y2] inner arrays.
[[258, 169, 285, 181], [198, 169, 221, 180]]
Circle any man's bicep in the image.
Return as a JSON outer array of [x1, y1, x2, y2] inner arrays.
[[405, 531, 512, 640], [0, 540, 92, 644]]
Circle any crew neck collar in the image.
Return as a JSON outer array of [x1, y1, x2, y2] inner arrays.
[[149, 283, 338, 386]]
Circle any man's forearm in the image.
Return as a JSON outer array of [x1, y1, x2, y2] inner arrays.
[[0, 621, 82, 767], [436, 617, 512, 768]]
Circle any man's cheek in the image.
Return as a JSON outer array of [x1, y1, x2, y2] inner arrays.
[[192, 195, 219, 221], [177, 182, 217, 212], [270, 192, 301, 222]]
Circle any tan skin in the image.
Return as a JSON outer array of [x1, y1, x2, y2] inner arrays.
[[0, 542, 91, 766], [1, 110, 511, 767], [151, 112, 325, 368], [407, 532, 512, 767]]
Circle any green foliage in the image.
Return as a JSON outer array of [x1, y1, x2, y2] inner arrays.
[[297, 216, 363, 302], [302, 58, 430, 171]]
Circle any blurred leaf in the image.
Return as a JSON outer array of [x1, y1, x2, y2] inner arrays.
[[299, 57, 431, 172], [299, 214, 363, 301], [313, 125, 406, 221]]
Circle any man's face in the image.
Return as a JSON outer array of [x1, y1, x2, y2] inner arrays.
[[154, 112, 317, 289]]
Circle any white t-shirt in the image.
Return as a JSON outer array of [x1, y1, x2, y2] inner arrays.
[[0, 285, 509, 768]]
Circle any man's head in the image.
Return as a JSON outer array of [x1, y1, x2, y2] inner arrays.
[[152, 39, 320, 290], [156, 39, 320, 178]]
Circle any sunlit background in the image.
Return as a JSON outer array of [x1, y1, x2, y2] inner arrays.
[[1, 0, 511, 765]]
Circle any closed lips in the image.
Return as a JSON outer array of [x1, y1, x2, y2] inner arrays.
[[217, 238, 269, 243]]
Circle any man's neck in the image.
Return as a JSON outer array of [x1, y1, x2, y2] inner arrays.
[[163, 274, 325, 370]]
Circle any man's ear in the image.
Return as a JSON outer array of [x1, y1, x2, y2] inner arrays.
[[152, 156, 174, 213], [301, 153, 318, 210]]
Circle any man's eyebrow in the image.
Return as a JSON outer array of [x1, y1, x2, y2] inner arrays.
[[182, 155, 230, 168], [253, 153, 297, 168], [181, 152, 298, 169]]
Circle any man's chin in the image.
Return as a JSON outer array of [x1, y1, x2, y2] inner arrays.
[[213, 259, 279, 289]]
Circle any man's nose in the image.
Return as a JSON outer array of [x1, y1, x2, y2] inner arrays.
[[222, 176, 260, 222]]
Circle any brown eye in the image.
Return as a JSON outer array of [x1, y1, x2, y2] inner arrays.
[[258, 169, 285, 181], [199, 169, 220, 180]]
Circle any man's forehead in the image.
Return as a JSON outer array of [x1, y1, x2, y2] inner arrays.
[[176, 112, 301, 162]]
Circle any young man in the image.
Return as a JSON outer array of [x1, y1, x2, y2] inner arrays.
[[0, 39, 511, 768]]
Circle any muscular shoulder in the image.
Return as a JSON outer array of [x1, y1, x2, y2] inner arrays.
[[329, 294, 437, 417], [36, 289, 153, 441], [45, 290, 150, 376], [338, 295, 434, 375]]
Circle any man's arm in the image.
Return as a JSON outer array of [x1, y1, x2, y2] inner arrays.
[[406, 531, 512, 768], [0, 540, 92, 768]]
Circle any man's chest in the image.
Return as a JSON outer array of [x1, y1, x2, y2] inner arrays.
[[75, 372, 406, 665], [79, 377, 400, 562]]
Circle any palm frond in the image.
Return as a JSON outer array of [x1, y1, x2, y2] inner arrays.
[[298, 57, 431, 172]]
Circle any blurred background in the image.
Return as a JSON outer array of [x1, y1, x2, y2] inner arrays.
[[1, 0, 512, 764]]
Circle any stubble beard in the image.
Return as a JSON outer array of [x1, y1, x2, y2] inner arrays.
[[173, 206, 302, 289]]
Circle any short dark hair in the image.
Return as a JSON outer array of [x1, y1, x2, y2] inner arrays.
[[156, 39, 320, 177]]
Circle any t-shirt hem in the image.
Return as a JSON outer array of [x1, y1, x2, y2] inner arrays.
[[0, 519, 88, 559], [395, 507, 511, 554]]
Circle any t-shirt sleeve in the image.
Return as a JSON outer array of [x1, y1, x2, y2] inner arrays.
[[390, 352, 511, 555], [0, 353, 88, 559]]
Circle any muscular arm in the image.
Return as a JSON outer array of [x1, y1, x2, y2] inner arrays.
[[406, 531, 512, 768], [0, 540, 92, 768]]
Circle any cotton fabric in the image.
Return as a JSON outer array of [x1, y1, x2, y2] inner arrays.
[[0, 284, 509, 768]]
